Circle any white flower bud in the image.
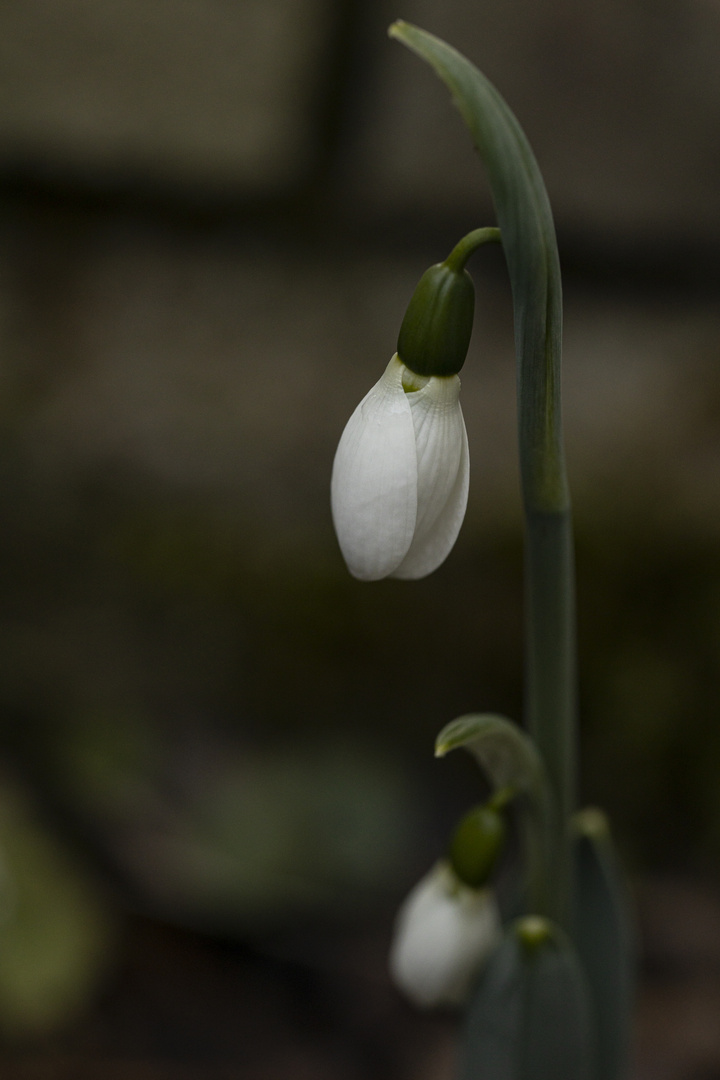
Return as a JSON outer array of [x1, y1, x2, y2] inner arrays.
[[331, 355, 469, 581], [389, 860, 502, 1009]]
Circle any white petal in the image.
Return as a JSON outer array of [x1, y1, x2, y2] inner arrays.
[[389, 861, 502, 1008], [392, 375, 469, 580], [331, 356, 418, 580]]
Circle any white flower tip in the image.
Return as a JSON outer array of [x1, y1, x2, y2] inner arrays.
[[388, 861, 502, 1009]]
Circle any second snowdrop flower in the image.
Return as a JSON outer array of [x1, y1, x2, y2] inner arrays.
[[331, 354, 469, 581], [389, 860, 501, 1008]]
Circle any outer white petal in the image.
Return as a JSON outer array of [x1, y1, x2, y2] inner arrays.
[[389, 861, 502, 1009], [331, 356, 418, 580], [392, 374, 469, 580]]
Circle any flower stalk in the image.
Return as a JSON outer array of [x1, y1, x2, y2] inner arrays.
[[443, 226, 501, 273]]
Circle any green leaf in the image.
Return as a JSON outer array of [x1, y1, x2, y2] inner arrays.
[[436, 714, 555, 916], [437, 713, 546, 797], [572, 809, 634, 1080], [388, 20, 565, 513], [460, 917, 595, 1080], [0, 778, 115, 1037]]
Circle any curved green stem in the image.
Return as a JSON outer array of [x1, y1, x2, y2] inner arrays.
[[444, 227, 502, 272]]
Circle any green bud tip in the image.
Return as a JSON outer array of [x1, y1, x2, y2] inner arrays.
[[572, 806, 610, 840], [448, 803, 506, 888], [516, 915, 554, 952]]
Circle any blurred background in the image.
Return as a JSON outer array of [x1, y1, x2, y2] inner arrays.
[[0, 1, 720, 1077]]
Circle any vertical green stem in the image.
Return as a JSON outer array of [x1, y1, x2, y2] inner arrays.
[[517, 268, 577, 928], [524, 508, 576, 826], [523, 506, 577, 923]]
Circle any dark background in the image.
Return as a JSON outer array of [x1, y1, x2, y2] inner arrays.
[[1, 1, 720, 1077]]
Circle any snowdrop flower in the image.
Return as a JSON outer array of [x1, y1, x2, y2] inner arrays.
[[331, 354, 469, 581], [389, 860, 501, 1008]]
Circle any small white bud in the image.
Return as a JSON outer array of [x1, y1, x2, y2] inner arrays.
[[389, 860, 502, 1008]]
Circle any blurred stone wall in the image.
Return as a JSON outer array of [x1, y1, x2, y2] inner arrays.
[[3, 0, 720, 236], [0, 0, 335, 191], [352, 0, 720, 241]]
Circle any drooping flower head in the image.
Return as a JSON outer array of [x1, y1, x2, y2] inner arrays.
[[330, 233, 500, 582]]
